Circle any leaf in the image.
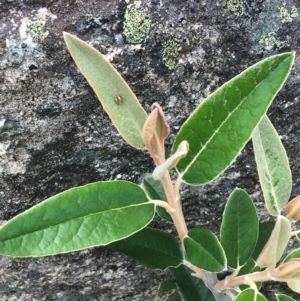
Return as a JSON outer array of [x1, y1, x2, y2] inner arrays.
[[153, 141, 189, 180], [283, 248, 300, 263], [143, 176, 173, 223], [256, 215, 291, 267], [220, 188, 258, 268], [184, 228, 226, 272], [234, 289, 267, 301], [287, 272, 300, 293], [169, 265, 215, 301], [63, 32, 148, 149], [153, 279, 176, 301], [274, 259, 300, 278], [108, 227, 183, 270], [142, 103, 170, 163], [276, 293, 297, 301], [173, 52, 295, 185], [251, 221, 275, 261], [252, 115, 292, 216], [286, 195, 300, 221], [168, 290, 181, 301], [0, 181, 155, 257]]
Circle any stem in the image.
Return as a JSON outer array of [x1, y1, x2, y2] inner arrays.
[[205, 272, 228, 301], [291, 229, 300, 237], [215, 267, 284, 291], [150, 200, 176, 213], [160, 172, 188, 243]]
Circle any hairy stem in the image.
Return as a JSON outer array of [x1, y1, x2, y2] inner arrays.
[[215, 267, 283, 291], [160, 172, 188, 243]]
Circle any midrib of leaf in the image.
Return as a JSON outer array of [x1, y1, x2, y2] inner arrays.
[[187, 238, 224, 266], [253, 125, 279, 213], [0, 203, 153, 242]]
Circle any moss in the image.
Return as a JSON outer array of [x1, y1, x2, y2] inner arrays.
[[223, 0, 245, 16], [27, 20, 48, 42], [123, 0, 151, 44], [279, 3, 298, 23], [162, 40, 181, 70]]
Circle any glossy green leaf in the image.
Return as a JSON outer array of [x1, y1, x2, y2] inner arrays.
[[143, 177, 173, 222], [169, 265, 215, 301], [251, 221, 275, 260], [256, 215, 291, 267], [153, 279, 176, 301], [108, 227, 183, 270], [234, 289, 267, 301], [0, 181, 155, 257], [63, 32, 148, 149], [220, 188, 258, 268], [184, 228, 226, 272], [173, 53, 295, 185], [252, 115, 292, 216], [276, 293, 297, 301], [283, 248, 300, 263]]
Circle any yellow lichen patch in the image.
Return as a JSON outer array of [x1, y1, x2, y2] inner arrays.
[[259, 32, 290, 50], [162, 40, 181, 70], [27, 19, 49, 42], [222, 0, 245, 16], [123, 0, 151, 44], [279, 3, 299, 23]]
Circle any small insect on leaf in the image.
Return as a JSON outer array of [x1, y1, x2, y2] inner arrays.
[[114, 94, 123, 105]]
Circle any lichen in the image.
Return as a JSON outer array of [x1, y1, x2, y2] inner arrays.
[[123, 0, 151, 44], [279, 3, 298, 23], [259, 31, 290, 50], [27, 19, 48, 42], [85, 14, 94, 22], [222, 0, 245, 16], [162, 40, 181, 70]]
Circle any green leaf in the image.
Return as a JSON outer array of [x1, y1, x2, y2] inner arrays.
[[283, 248, 300, 263], [234, 289, 267, 301], [108, 227, 183, 270], [252, 115, 292, 216], [184, 228, 226, 272], [143, 176, 173, 223], [168, 290, 181, 301], [173, 53, 295, 185], [169, 265, 215, 301], [63, 32, 148, 149], [220, 188, 258, 268], [256, 215, 291, 267], [153, 279, 177, 301], [276, 293, 297, 301], [0, 181, 155, 257], [287, 272, 300, 293], [251, 221, 275, 260]]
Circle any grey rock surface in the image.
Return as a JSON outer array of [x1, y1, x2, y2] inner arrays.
[[0, 0, 300, 300]]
